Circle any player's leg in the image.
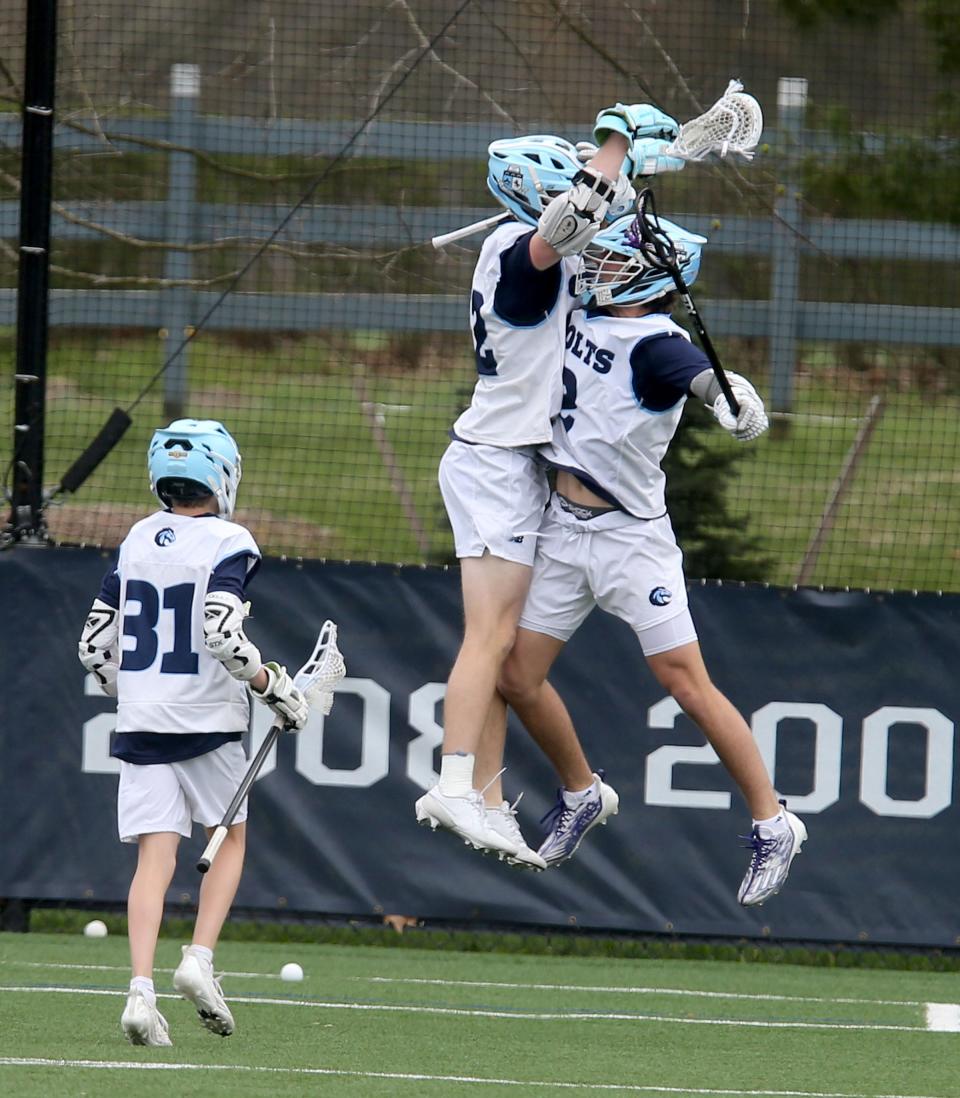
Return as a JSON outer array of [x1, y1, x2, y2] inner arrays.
[[475, 690, 547, 870], [417, 441, 546, 856], [595, 513, 806, 906], [416, 551, 532, 856], [500, 626, 619, 866], [500, 630, 592, 790], [193, 821, 246, 949], [171, 744, 249, 1036], [442, 551, 532, 758], [117, 761, 187, 1046], [128, 831, 180, 979], [645, 639, 806, 906]]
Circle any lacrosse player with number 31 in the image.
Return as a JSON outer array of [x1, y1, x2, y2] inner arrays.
[[78, 419, 343, 1046]]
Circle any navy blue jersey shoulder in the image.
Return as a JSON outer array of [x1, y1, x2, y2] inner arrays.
[[208, 550, 260, 599], [630, 331, 710, 412], [493, 230, 562, 326]]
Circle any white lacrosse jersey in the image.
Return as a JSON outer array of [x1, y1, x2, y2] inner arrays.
[[113, 510, 260, 735], [542, 310, 711, 518], [453, 221, 578, 447]]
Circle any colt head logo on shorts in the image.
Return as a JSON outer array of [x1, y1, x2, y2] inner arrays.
[[155, 527, 176, 547], [649, 586, 672, 607]]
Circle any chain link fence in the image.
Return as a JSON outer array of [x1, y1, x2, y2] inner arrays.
[[1, 0, 958, 588]]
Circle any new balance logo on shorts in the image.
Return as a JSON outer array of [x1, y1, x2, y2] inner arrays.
[[649, 586, 672, 606], [509, 535, 525, 544], [154, 527, 176, 547]]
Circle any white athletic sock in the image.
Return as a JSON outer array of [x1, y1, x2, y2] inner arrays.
[[562, 778, 598, 809], [189, 944, 214, 966], [438, 752, 475, 797], [753, 810, 787, 836], [130, 976, 156, 1005]]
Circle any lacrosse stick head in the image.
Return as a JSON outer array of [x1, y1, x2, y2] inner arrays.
[[576, 194, 705, 309], [668, 79, 763, 162], [486, 135, 582, 225], [148, 419, 242, 518], [294, 619, 346, 716]]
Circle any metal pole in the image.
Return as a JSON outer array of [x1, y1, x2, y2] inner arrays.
[[7, 0, 57, 545], [769, 77, 807, 434], [162, 63, 199, 421]]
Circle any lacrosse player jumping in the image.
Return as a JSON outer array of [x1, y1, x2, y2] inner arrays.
[[497, 208, 807, 903], [78, 419, 345, 1046], [416, 103, 684, 868]]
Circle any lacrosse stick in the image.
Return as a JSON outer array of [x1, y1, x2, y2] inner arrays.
[[431, 211, 511, 249], [633, 188, 739, 415], [666, 79, 763, 162], [196, 620, 346, 874]]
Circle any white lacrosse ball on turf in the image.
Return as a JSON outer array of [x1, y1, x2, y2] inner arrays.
[[280, 962, 304, 982], [83, 919, 108, 938]]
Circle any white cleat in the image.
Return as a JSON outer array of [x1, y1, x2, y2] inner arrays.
[[120, 989, 172, 1047], [486, 799, 548, 871], [173, 945, 235, 1036], [737, 806, 808, 907], [415, 786, 519, 858]]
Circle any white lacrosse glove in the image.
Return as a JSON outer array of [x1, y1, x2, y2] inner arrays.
[[203, 591, 263, 681], [78, 598, 120, 697], [574, 142, 636, 220], [250, 661, 310, 731], [711, 373, 769, 442], [593, 103, 680, 177], [537, 166, 616, 255]]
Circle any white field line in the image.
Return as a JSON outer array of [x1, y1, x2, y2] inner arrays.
[[924, 1003, 960, 1032], [361, 976, 950, 1011], [17, 961, 271, 979], [0, 1058, 952, 1098], [0, 984, 938, 1033]]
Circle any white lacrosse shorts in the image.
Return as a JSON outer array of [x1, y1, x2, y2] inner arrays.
[[117, 741, 249, 844], [438, 440, 549, 567], [519, 495, 698, 655]]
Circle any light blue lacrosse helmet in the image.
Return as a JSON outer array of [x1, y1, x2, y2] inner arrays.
[[147, 419, 242, 518], [576, 211, 706, 308], [486, 135, 635, 226]]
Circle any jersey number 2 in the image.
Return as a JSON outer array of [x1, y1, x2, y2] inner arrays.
[[123, 579, 199, 674], [471, 291, 498, 376], [561, 366, 578, 431]]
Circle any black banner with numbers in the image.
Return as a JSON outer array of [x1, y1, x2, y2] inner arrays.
[[2, 546, 959, 946]]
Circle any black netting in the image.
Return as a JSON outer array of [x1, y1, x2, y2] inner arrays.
[[2, 0, 958, 587]]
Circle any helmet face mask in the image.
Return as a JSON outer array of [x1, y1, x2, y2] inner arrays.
[[576, 212, 706, 309], [147, 419, 242, 518]]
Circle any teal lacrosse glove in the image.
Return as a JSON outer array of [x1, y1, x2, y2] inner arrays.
[[631, 137, 686, 178], [593, 103, 680, 177]]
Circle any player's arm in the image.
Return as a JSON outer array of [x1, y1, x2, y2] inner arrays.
[[530, 129, 631, 268], [690, 368, 769, 442], [78, 566, 121, 697], [203, 553, 310, 730]]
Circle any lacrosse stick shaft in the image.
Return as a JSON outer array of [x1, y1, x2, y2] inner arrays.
[[196, 718, 283, 873], [432, 211, 510, 248], [669, 270, 740, 416]]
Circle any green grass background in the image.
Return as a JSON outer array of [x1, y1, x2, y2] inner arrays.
[[2, 930, 959, 1097]]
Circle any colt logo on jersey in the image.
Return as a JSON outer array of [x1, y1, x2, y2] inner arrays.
[[649, 586, 672, 606], [565, 321, 615, 374], [154, 527, 176, 547]]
